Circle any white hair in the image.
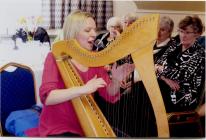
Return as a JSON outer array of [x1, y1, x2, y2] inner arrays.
[[106, 17, 123, 31]]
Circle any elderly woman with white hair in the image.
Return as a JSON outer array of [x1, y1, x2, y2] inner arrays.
[[93, 16, 123, 51], [153, 16, 175, 63], [122, 12, 138, 30]]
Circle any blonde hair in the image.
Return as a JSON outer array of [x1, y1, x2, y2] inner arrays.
[[63, 10, 94, 40]]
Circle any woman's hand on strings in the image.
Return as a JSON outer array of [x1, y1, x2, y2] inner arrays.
[[111, 62, 135, 83], [120, 80, 132, 89], [83, 75, 107, 94]]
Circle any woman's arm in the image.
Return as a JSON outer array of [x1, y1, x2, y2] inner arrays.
[[106, 78, 121, 96], [45, 86, 87, 105], [45, 75, 107, 105], [160, 75, 180, 92], [106, 62, 135, 96]]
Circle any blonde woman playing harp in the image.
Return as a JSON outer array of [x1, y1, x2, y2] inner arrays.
[[34, 10, 134, 137], [43, 10, 169, 138]]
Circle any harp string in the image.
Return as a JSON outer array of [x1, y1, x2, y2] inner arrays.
[[97, 50, 158, 136], [123, 60, 148, 136], [93, 22, 158, 136], [118, 56, 134, 136]]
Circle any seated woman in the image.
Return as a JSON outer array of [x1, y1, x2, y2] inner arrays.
[[122, 12, 138, 30], [25, 10, 134, 137], [155, 15, 205, 113], [93, 17, 123, 51], [126, 15, 205, 137], [153, 16, 175, 63]]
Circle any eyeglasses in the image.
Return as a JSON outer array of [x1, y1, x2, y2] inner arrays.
[[110, 25, 121, 29], [178, 29, 196, 35]]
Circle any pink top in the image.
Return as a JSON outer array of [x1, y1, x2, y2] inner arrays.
[[36, 52, 120, 136]]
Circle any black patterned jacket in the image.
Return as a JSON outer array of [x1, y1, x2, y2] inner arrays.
[[156, 40, 205, 109]]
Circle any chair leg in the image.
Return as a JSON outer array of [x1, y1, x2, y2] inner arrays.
[[0, 123, 3, 136], [198, 117, 205, 137]]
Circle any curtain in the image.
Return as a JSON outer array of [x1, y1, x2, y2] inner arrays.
[[42, 0, 113, 31]]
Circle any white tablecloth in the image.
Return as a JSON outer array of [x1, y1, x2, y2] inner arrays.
[[0, 39, 50, 105]]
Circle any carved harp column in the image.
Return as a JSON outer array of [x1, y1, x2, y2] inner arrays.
[[52, 14, 170, 137]]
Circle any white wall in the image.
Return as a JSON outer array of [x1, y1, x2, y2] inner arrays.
[[0, 0, 205, 36], [136, 10, 205, 36], [113, 1, 137, 17], [0, 0, 42, 35], [113, 1, 205, 36]]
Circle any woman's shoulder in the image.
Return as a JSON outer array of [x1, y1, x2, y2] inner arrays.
[[43, 52, 58, 69], [190, 41, 205, 54], [45, 52, 55, 61], [196, 44, 205, 56]]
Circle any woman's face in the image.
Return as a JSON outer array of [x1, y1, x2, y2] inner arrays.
[[76, 17, 97, 51], [179, 25, 199, 47], [123, 18, 134, 29], [108, 24, 122, 38], [157, 24, 171, 43]]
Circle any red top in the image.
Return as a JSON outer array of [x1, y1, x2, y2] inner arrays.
[[37, 52, 120, 136]]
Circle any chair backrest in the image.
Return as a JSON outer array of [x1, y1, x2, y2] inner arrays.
[[197, 35, 205, 48], [0, 63, 36, 136]]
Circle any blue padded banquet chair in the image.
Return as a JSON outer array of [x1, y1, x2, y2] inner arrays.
[[0, 62, 37, 136]]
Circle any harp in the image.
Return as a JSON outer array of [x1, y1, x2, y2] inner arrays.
[[52, 14, 170, 137]]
